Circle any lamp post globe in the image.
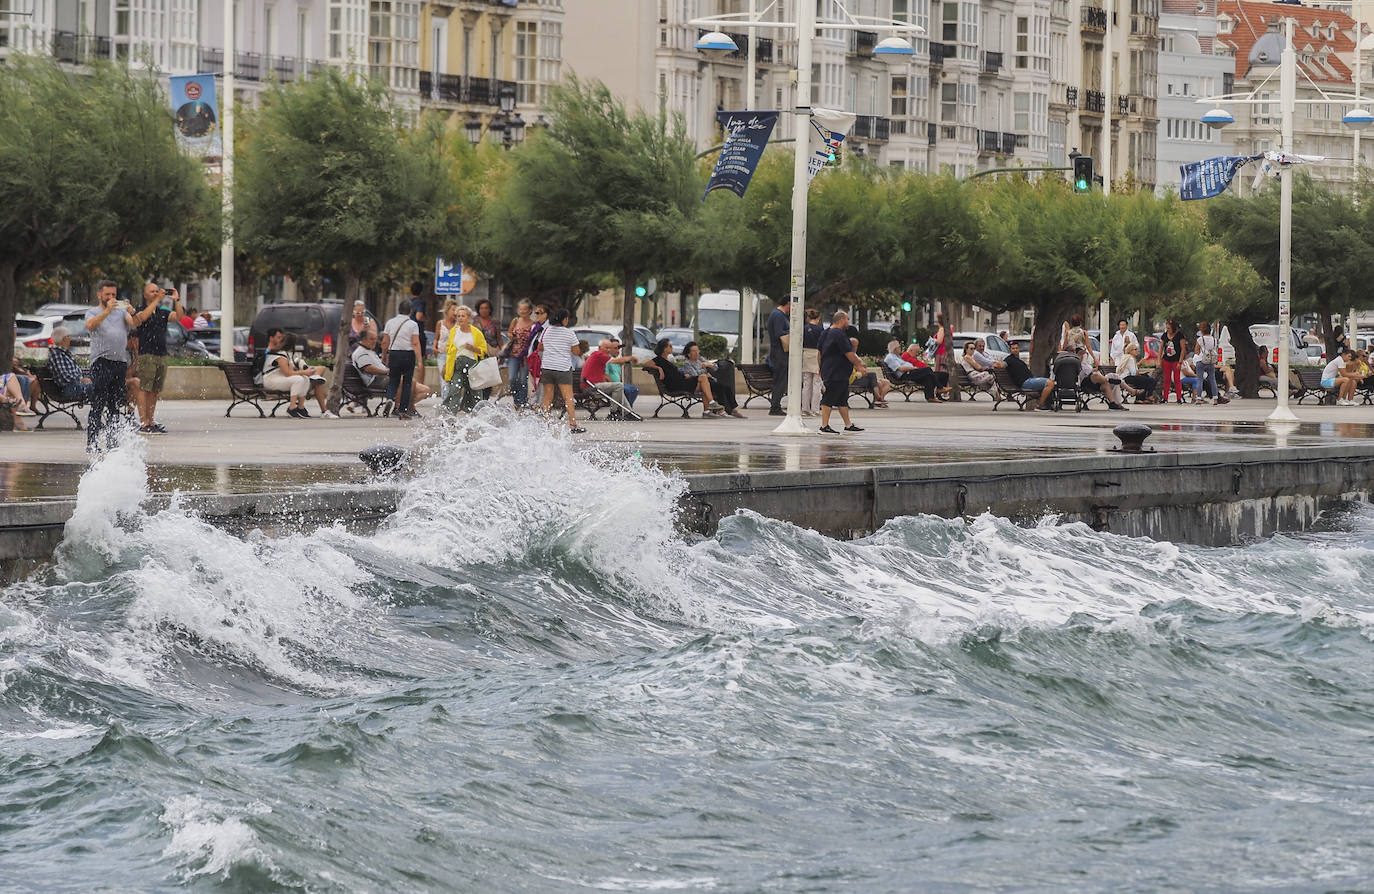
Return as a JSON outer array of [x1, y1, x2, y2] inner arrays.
[[694, 30, 739, 57]]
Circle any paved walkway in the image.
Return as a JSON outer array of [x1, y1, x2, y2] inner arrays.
[[2, 393, 1371, 501]]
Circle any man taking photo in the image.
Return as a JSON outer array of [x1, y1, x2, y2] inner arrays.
[[133, 280, 183, 433]]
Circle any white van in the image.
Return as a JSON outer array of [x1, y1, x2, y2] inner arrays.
[[695, 290, 747, 353]]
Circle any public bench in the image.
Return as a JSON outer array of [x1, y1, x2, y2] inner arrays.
[[645, 372, 704, 418], [23, 363, 85, 430], [1292, 367, 1335, 405], [738, 363, 774, 408], [342, 365, 389, 416], [218, 361, 292, 417], [991, 368, 1041, 411]]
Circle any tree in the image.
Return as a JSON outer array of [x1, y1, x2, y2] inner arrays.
[[1158, 242, 1270, 397], [235, 69, 463, 411], [691, 149, 794, 301], [0, 56, 210, 371], [483, 76, 699, 351]]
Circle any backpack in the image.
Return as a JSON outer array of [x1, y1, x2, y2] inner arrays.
[[1199, 336, 1218, 365], [250, 349, 267, 386]]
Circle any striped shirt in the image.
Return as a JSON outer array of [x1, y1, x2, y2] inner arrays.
[[538, 326, 579, 372]]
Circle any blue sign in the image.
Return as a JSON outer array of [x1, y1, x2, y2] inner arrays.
[[169, 73, 221, 159], [704, 110, 779, 200], [1180, 154, 1262, 201], [435, 257, 464, 294]]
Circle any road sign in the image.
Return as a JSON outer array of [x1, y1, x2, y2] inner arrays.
[[436, 257, 464, 294]]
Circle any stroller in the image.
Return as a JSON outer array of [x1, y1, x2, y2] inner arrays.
[[1048, 352, 1084, 412]]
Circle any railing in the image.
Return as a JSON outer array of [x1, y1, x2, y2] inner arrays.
[[978, 130, 1000, 153], [1083, 89, 1105, 113], [1065, 86, 1079, 109], [1081, 6, 1107, 31], [852, 115, 891, 141], [928, 122, 938, 145], [756, 37, 773, 63], [929, 42, 950, 65], [1001, 132, 1018, 155], [981, 50, 1003, 74], [50, 30, 112, 64], [1116, 95, 1130, 116]]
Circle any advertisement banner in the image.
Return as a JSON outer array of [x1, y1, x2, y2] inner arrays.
[[169, 74, 222, 160], [807, 108, 857, 182], [703, 110, 780, 200], [1179, 154, 1261, 201]]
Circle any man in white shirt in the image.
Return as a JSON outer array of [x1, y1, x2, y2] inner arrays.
[[380, 300, 425, 419], [1109, 319, 1139, 363]]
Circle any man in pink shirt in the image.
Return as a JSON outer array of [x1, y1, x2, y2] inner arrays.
[[582, 339, 641, 420]]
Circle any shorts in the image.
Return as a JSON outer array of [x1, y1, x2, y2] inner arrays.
[[136, 353, 168, 392], [1022, 377, 1050, 391], [1321, 377, 1337, 390], [821, 378, 850, 407], [542, 368, 576, 386]]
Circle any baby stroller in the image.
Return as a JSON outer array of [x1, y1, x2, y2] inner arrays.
[[1048, 353, 1084, 412]]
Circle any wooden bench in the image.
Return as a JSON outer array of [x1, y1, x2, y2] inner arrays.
[[845, 374, 877, 409], [738, 363, 774, 408], [646, 372, 704, 418], [549, 378, 619, 421], [991, 368, 1041, 411], [953, 365, 997, 401], [342, 365, 389, 416], [219, 361, 292, 417], [1292, 367, 1335, 405], [23, 363, 85, 430]]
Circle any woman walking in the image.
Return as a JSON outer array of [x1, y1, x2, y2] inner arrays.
[[536, 308, 585, 433], [475, 299, 503, 357], [434, 299, 459, 399], [501, 300, 536, 408], [1195, 321, 1229, 406], [800, 308, 823, 416], [931, 312, 950, 376], [1159, 318, 1185, 404], [441, 305, 488, 414]]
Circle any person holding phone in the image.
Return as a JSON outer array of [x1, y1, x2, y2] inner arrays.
[[130, 281, 183, 433], [83, 280, 138, 452]]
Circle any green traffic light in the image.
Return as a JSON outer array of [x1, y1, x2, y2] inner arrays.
[[1075, 178, 1088, 191], [901, 301, 912, 312], [635, 285, 647, 297]]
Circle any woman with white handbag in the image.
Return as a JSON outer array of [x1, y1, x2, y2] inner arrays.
[[441, 305, 492, 414]]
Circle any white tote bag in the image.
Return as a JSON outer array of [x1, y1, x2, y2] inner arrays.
[[466, 357, 503, 391]]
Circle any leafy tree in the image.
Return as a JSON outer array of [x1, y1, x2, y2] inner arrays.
[[691, 149, 793, 301], [886, 174, 1001, 308], [484, 76, 699, 350], [0, 56, 210, 371], [235, 69, 463, 410]]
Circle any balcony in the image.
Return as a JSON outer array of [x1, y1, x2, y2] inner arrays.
[[1082, 89, 1105, 114], [1001, 132, 1018, 154], [854, 30, 878, 55], [1081, 6, 1107, 32], [1116, 95, 1130, 117], [980, 50, 1003, 75], [1065, 86, 1079, 109], [756, 37, 774, 63], [852, 115, 891, 142], [928, 122, 937, 145], [50, 30, 112, 64], [977, 130, 1000, 154], [929, 42, 951, 65]]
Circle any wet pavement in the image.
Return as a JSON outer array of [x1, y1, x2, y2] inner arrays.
[[3, 397, 1374, 501]]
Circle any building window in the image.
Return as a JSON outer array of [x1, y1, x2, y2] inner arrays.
[[1015, 15, 1028, 68]]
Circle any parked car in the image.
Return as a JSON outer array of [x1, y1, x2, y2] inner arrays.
[[655, 327, 695, 355], [573, 324, 656, 364], [949, 331, 1011, 361], [33, 302, 94, 318], [195, 325, 250, 361], [13, 314, 63, 362], [166, 320, 213, 358], [248, 302, 347, 358]]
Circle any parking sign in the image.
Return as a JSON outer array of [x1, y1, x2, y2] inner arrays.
[[435, 257, 464, 294]]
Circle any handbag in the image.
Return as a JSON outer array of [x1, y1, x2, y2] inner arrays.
[[467, 356, 503, 391]]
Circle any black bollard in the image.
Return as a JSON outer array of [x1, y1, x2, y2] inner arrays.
[[1112, 423, 1153, 454]]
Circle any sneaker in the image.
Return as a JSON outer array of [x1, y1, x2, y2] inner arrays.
[[707, 400, 723, 411], [1215, 397, 1230, 406], [150, 423, 168, 433], [379, 399, 393, 418], [296, 407, 311, 418], [844, 424, 864, 432], [1108, 402, 1126, 411], [321, 410, 340, 419], [570, 426, 587, 434], [818, 425, 838, 433], [343, 402, 364, 415]]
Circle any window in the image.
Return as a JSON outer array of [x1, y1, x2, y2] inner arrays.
[[1014, 91, 1029, 131], [943, 2, 957, 42], [942, 82, 957, 121], [1015, 15, 1028, 68]]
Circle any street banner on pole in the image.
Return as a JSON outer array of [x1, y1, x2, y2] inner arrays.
[[169, 74, 222, 160], [1179, 154, 1261, 200], [703, 110, 779, 200], [807, 108, 857, 182]]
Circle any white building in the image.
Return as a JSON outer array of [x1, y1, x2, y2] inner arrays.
[[1155, 0, 1234, 193]]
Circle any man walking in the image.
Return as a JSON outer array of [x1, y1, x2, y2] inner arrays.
[[83, 280, 137, 452], [767, 295, 792, 416], [133, 281, 182, 433], [380, 299, 424, 419], [816, 311, 867, 433]]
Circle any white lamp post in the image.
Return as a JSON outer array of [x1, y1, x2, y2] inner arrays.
[[1199, 17, 1370, 424], [219, 0, 235, 361], [691, 3, 922, 435]]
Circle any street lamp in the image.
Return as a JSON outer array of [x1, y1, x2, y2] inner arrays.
[[1198, 17, 1368, 423], [463, 92, 526, 150], [691, 2, 921, 435]]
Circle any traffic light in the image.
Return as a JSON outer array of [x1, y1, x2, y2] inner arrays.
[[635, 278, 658, 301], [826, 144, 842, 167], [1073, 155, 1094, 193], [635, 284, 647, 298], [901, 300, 913, 313]]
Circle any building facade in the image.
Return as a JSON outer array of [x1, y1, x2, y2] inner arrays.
[[1155, 0, 1234, 193]]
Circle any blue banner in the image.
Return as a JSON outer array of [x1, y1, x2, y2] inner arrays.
[[169, 74, 222, 160], [703, 110, 779, 200], [1179, 154, 1262, 201]]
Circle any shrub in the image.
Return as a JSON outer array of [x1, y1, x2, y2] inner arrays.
[[697, 332, 729, 360], [856, 328, 893, 357]]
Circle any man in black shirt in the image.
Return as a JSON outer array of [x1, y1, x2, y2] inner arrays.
[[816, 310, 867, 433], [767, 296, 792, 416], [133, 281, 183, 433]]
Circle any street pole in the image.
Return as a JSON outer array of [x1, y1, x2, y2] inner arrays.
[[773, 0, 814, 435], [1269, 17, 1298, 423], [219, 0, 235, 362], [1102, 0, 1113, 196]]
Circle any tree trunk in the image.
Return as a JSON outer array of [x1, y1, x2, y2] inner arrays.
[[0, 261, 18, 373], [621, 272, 636, 359], [1316, 297, 1336, 359], [327, 273, 361, 413], [1225, 314, 1263, 399], [1030, 295, 1077, 379]]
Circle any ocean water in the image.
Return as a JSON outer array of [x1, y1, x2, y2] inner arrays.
[[3, 410, 1374, 893]]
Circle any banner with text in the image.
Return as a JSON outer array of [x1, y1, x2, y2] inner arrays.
[[703, 110, 780, 200], [807, 108, 857, 183], [1179, 154, 1262, 201], [169, 74, 222, 160]]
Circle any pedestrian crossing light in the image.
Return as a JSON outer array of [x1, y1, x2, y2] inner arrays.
[[1073, 155, 1094, 193], [901, 300, 913, 312], [635, 284, 647, 297]]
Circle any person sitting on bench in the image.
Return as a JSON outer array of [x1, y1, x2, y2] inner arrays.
[[681, 341, 745, 418], [46, 327, 95, 403], [897, 341, 950, 401]]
